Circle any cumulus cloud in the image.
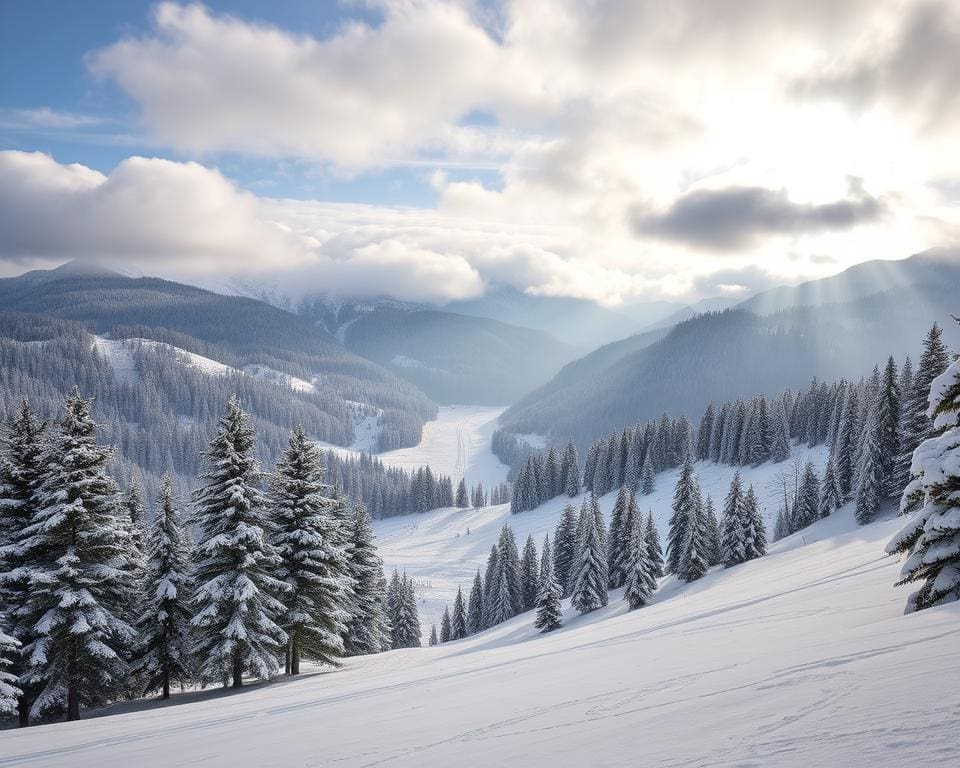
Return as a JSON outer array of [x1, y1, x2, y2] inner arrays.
[[0, 150, 308, 271], [632, 182, 886, 251]]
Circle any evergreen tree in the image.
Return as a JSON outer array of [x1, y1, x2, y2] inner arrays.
[[191, 396, 286, 688], [534, 535, 563, 632], [645, 511, 664, 581], [769, 400, 792, 463], [835, 386, 859, 499], [746, 396, 771, 465], [120, 480, 148, 600], [773, 508, 791, 541], [428, 625, 438, 646], [270, 426, 351, 674], [393, 573, 421, 647], [439, 606, 451, 643], [455, 478, 469, 508], [606, 486, 633, 589], [677, 480, 710, 582], [793, 461, 820, 531], [721, 471, 749, 566], [343, 503, 391, 656], [819, 456, 842, 518], [623, 509, 656, 609], [571, 495, 608, 613], [0, 399, 46, 725], [481, 545, 499, 627], [553, 504, 579, 596], [666, 456, 697, 574], [704, 494, 721, 566], [132, 476, 194, 698], [624, 430, 643, 492], [743, 485, 767, 560], [17, 391, 134, 720], [450, 586, 467, 639], [0, 624, 22, 716], [696, 404, 715, 461], [562, 440, 580, 497], [640, 451, 655, 495], [518, 535, 540, 612], [893, 356, 917, 495], [887, 344, 960, 612], [466, 570, 484, 634], [875, 357, 901, 497], [855, 408, 885, 525], [497, 524, 521, 615]]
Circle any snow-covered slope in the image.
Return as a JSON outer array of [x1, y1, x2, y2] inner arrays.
[[4, 504, 955, 768], [375, 444, 829, 633], [321, 405, 509, 486]]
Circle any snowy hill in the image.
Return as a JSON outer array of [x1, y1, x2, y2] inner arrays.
[[375, 444, 829, 634], [3, 503, 955, 767]]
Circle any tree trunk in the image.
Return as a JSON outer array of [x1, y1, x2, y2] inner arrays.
[[162, 671, 170, 700], [17, 695, 30, 727], [232, 653, 243, 688], [291, 641, 300, 676], [284, 642, 291, 676]]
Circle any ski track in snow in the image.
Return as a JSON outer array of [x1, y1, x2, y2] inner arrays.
[[3, 505, 956, 768]]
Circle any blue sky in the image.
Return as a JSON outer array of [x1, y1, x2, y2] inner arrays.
[[0, 0, 481, 206], [0, 1, 954, 302]]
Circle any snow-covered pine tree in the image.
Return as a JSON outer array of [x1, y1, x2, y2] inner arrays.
[[711, 403, 728, 462], [892, 356, 916, 495], [18, 390, 134, 720], [835, 387, 859, 499], [793, 460, 820, 531], [677, 479, 710, 582], [455, 478, 469, 508], [743, 485, 767, 560], [120, 480, 147, 599], [0, 625, 22, 716], [886, 343, 960, 612], [553, 503, 579, 597], [855, 407, 884, 525], [747, 396, 771, 465], [190, 396, 286, 687], [606, 485, 633, 589], [623, 504, 656, 609], [270, 426, 351, 674], [592, 439, 610, 496], [721, 472, 747, 567], [696, 404, 715, 461], [666, 456, 697, 574], [132, 476, 194, 698], [819, 456, 842, 518], [0, 398, 46, 725], [393, 573, 421, 647], [343, 502, 391, 656], [534, 535, 563, 632], [451, 586, 467, 639], [769, 399, 792, 463], [428, 625, 438, 646], [875, 356, 901, 498], [440, 606, 451, 642], [624, 430, 642, 492], [704, 494, 721, 567], [645, 511, 664, 581], [518, 534, 540, 612], [571, 495, 608, 613], [482, 545, 499, 627], [637, 449, 654, 495], [562, 440, 581, 497], [466, 570, 484, 634]]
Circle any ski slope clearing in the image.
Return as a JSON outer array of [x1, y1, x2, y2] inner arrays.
[[3, 507, 955, 768], [375, 445, 829, 633], [322, 406, 509, 486]]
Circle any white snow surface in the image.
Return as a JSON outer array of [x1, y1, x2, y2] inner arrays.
[[376, 444, 830, 633], [319, 406, 509, 487], [4, 501, 957, 767]]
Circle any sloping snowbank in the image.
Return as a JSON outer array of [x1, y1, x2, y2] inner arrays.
[[3, 506, 955, 768]]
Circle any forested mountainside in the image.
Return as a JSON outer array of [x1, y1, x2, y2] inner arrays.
[[0, 264, 446, 508], [500, 252, 960, 447]]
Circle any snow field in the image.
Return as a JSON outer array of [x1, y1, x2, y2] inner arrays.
[[3, 505, 955, 767]]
